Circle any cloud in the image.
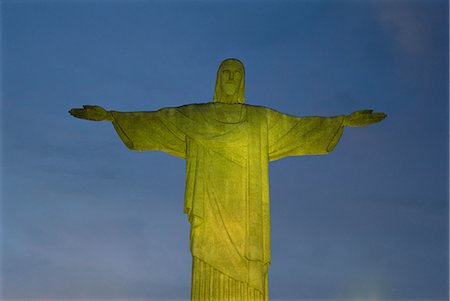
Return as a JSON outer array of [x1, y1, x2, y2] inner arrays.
[[376, 1, 428, 57]]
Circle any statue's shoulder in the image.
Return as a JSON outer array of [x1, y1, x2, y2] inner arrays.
[[176, 102, 209, 107], [244, 104, 280, 116], [176, 102, 212, 111], [168, 102, 213, 118]]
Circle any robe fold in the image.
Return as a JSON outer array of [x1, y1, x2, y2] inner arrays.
[[110, 103, 344, 300]]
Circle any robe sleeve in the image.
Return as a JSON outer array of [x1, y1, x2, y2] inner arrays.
[[110, 109, 186, 159], [267, 108, 345, 161]]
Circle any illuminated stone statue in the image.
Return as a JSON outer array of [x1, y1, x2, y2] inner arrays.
[[69, 58, 386, 300]]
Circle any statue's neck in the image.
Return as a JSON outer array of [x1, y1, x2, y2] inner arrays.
[[217, 93, 240, 104]]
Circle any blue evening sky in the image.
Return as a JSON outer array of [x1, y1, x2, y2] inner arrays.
[[1, 0, 448, 300]]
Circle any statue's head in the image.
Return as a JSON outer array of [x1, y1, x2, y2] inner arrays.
[[213, 58, 245, 104]]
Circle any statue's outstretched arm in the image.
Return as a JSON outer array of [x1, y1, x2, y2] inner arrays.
[[69, 105, 187, 158], [343, 109, 387, 127], [69, 105, 113, 121]]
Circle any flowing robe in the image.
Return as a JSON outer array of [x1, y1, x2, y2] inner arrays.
[[110, 103, 345, 300]]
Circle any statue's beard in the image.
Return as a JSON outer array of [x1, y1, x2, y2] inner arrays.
[[221, 83, 238, 97], [215, 79, 244, 104]]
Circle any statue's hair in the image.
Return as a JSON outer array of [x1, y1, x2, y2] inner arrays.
[[213, 58, 245, 104]]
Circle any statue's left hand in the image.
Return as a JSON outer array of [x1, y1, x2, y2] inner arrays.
[[344, 109, 387, 127]]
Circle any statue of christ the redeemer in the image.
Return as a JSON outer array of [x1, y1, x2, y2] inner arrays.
[[69, 58, 386, 301]]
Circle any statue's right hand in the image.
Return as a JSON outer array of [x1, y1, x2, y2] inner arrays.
[[69, 105, 112, 121]]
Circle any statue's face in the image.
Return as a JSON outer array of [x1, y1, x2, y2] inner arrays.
[[220, 61, 243, 96]]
